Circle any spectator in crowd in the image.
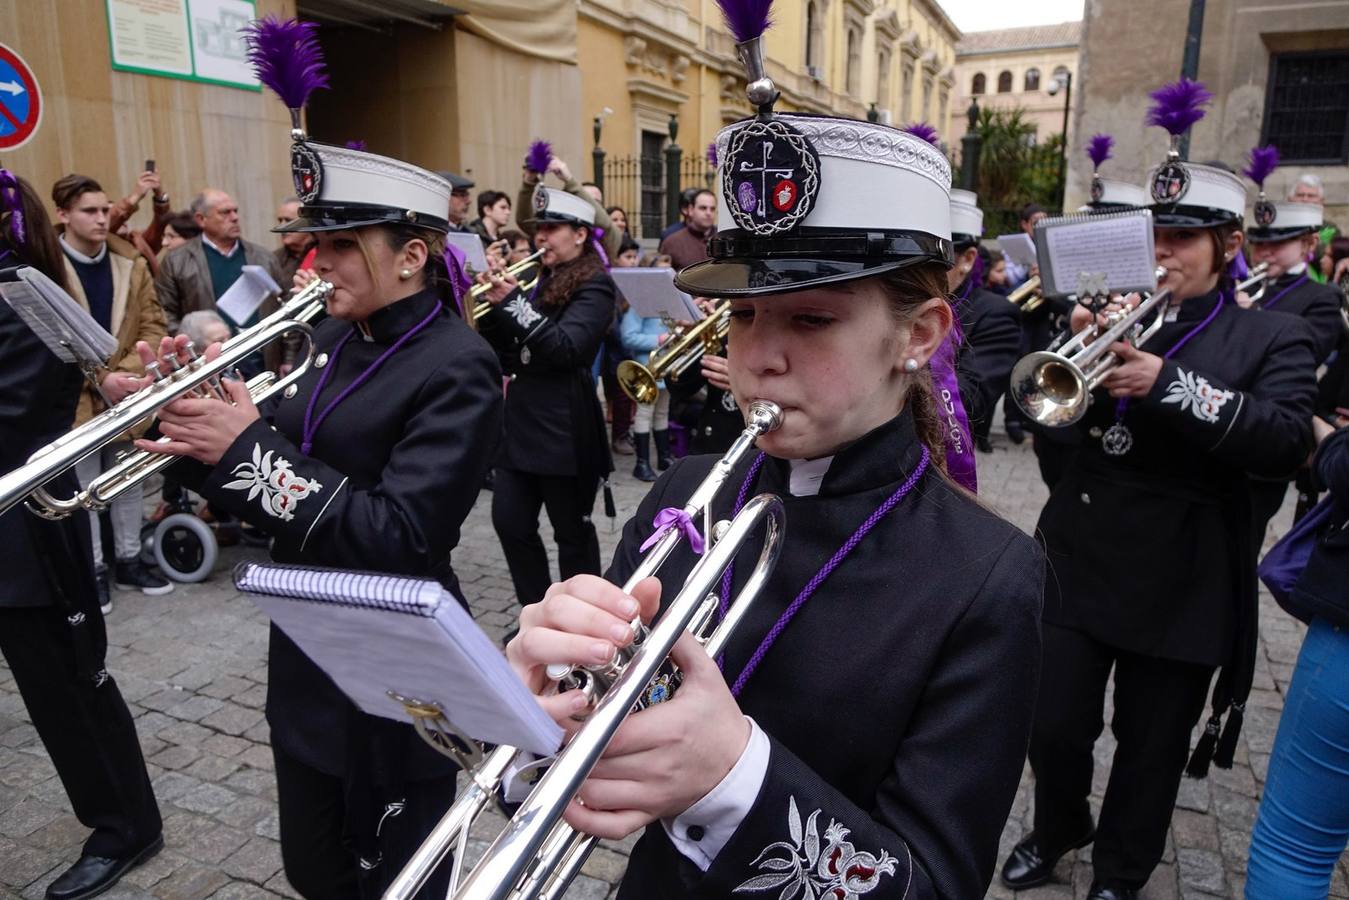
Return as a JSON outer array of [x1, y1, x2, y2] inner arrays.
[[500, 228, 532, 265], [1003, 202, 1047, 287], [437, 171, 475, 233], [470, 190, 512, 246], [178, 310, 232, 353], [658, 188, 715, 271], [1288, 173, 1326, 205], [640, 251, 673, 268], [107, 168, 172, 276], [602, 234, 642, 458], [154, 188, 286, 376], [52, 173, 173, 606], [982, 246, 1011, 296], [272, 197, 313, 289], [660, 187, 701, 240], [620, 291, 673, 482], [580, 181, 604, 205], [607, 205, 630, 237], [158, 211, 200, 257]]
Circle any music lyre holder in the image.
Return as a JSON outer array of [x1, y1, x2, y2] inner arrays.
[[386, 690, 485, 771]]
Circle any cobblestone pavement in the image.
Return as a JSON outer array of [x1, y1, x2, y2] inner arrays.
[[1, 434, 1346, 899]]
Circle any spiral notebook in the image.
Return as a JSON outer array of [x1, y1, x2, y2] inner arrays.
[[0, 266, 118, 365], [234, 563, 563, 756]]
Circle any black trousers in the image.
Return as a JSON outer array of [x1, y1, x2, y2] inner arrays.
[[1028, 623, 1214, 888], [1031, 433, 1079, 491], [0, 605, 161, 858], [272, 744, 457, 899], [491, 467, 601, 605]]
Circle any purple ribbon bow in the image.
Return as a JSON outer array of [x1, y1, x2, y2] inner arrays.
[[0, 169, 26, 247], [929, 314, 978, 493], [591, 225, 610, 269], [639, 507, 704, 554], [442, 244, 472, 318]]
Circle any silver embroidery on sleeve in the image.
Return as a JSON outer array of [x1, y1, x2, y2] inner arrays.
[[1161, 367, 1235, 423], [506, 295, 543, 330], [222, 444, 323, 522], [735, 796, 899, 899]]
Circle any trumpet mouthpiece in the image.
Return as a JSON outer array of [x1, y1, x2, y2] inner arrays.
[[747, 400, 784, 433]]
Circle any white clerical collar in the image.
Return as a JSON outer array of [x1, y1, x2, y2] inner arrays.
[[203, 235, 240, 258], [788, 456, 833, 497], [59, 234, 107, 264], [1286, 262, 1307, 276]]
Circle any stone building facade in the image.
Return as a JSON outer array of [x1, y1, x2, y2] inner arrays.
[[950, 21, 1081, 146]]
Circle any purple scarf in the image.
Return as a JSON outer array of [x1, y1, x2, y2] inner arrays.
[[441, 244, 473, 318], [930, 311, 977, 493], [0, 170, 26, 247]]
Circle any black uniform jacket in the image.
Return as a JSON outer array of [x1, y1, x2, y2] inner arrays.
[[0, 270, 96, 611], [1038, 289, 1317, 667], [479, 268, 616, 479], [669, 364, 745, 456], [609, 411, 1045, 900], [956, 281, 1022, 430], [1256, 270, 1345, 364], [181, 289, 503, 778]]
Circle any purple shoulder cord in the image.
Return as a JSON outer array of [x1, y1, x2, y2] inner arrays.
[[300, 300, 443, 455], [713, 446, 932, 697], [1260, 273, 1309, 311]]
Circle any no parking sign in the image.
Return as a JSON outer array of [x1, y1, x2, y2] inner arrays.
[[0, 43, 42, 152]]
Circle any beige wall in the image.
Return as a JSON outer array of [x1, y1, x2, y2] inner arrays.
[[1069, 0, 1349, 221], [952, 45, 1079, 143], [0, 0, 296, 245]]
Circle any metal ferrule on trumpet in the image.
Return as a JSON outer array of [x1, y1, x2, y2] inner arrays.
[[1011, 267, 1171, 428], [1236, 261, 1271, 306], [383, 400, 786, 900], [617, 300, 730, 404], [0, 277, 334, 520]]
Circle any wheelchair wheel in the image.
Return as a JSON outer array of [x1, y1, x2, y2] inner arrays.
[[139, 520, 159, 566], [152, 513, 217, 583]]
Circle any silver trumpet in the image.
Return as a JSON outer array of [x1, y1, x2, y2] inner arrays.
[[0, 278, 333, 520], [384, 400, 787, 900], [1237, 261, 1271, 305], [1011, 267, 1171, 428]]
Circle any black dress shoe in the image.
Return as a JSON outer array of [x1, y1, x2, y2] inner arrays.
[[1087, 881, 1139, 900], [1005, 421, 1027, 445], [46, 835, 163, 900], [976, 435, 993, 454], [1000, 827, 1095, 890]]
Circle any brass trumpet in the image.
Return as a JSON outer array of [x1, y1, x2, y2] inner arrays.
[[0, 278, 333, 520], [384, 401, 787, 900], [1007, 276, 1045, 313], [1237, 261, 1271, 305], [470, 250, 545, 322], [1010, 267, 1170, 428], [617, 300, 730, 404]]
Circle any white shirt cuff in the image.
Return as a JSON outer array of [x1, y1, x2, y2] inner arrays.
[[661, 716, 770, 871]]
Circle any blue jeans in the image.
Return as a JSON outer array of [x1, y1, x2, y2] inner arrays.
[[1246, 617, 1349, 899]]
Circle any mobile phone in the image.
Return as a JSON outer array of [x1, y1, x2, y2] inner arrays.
[[145, 159, 155, 173]]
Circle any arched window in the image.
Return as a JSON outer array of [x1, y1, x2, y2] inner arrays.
[[877, 49, 892, 106], [971, 72, 985, 95], [997, 70, 1013, 93], [1024, 68, 1040, 91], [805, 1, 818, 69], [845, 28, 860, 95]]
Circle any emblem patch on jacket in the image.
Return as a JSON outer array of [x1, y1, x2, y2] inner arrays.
[[735, 797, 902, 899], [506, 295, 543, 329], [223, 444, 323, 522], [1161, 367, 1234, 423]]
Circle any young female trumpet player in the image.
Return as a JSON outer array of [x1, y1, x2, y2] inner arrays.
[[136, 21, 502, 897], [1001, 82, 1319, 900], [505, 10, 1044, 896]]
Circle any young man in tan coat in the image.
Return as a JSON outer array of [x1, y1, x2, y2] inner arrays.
[[53, 174, 173, 609]]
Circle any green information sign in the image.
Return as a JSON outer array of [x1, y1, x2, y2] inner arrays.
[[106, 0, 260, 91]]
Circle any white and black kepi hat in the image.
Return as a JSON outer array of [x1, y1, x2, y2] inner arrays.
[[279, 142, 453, 234], [1143, 79, 1243, 228], [532, 187, 596, 227], [1083, 179, 1147, 213], [1246, 202, 1323, 243], [950, 189, 983, 246]]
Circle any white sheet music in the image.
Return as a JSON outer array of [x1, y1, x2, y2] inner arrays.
[[611, 267, 702, 321], [444, 231, 490, 275], [235, 563, 563, 756], [216, 265, 280, 325], [0, 266, 117, 365], [997, 233, 1038, 270], [1035, 210, 1158, 299]]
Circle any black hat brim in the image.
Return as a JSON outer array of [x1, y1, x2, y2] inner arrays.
[[1151, 205, 1243, 229], [674, 255, 936, 297], [533, 212, 595, 227], [1246, 226, 1318, 243]]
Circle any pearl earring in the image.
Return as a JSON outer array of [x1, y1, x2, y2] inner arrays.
[[904, 358, 920, 373], [400, 268, 412, 279]]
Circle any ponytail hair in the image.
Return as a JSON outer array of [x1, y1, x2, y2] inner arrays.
[[0, 171, 70, 293]]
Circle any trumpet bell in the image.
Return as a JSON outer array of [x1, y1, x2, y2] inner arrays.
[[616, 360, 659, 405], [1010, 350, 1090, 428]]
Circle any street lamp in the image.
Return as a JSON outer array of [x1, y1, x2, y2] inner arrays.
[[1047, 71, 1072, 212]]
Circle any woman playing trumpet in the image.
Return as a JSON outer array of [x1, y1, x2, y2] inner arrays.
[[505, 20, 1043, 897]]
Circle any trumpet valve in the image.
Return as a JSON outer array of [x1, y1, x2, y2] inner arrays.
[[710, 519, 732, 545]]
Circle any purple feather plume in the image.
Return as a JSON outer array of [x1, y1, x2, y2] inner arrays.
[[1243, 145, 1280, 188], [244, 16, 328, 110], [344, 139, 366, 151], [715, 0, 774, 43], [706, 142, 718, 167], [525, 140, 553, 174], [1086, 134, 1113, 169], [1145, 78, 1212, 137], [901, 122, 941, 147]]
